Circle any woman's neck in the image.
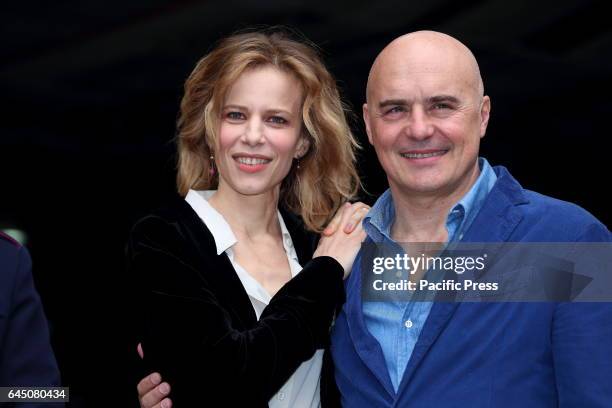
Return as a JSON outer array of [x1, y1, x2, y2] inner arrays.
[[207, 183, 282, 240]]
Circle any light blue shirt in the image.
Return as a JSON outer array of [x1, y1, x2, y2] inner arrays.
[[362, 157, 497, 391]]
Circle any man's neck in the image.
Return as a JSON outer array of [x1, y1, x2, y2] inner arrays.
[[390, 163, 480, 243]]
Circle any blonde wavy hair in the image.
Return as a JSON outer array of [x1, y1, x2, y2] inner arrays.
[[176, 28, 360, 232]]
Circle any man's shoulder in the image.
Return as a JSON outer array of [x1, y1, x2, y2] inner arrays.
[[0, 230, 21, 249], [522, 189, 595, 219], [0, 232, 31, 292], [0, 231, 26, 264], [490, 165, 609, 241], [520, 189, 609, 240], [524, 190, 597, 221]]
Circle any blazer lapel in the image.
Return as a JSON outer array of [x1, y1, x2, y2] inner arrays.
[[174, 198, 258, 327], [344, 245, 396, 397], [396, 166, 529, 393], [278, 207, 317, 266]]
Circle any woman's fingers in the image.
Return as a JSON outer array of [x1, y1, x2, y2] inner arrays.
[[323, 202, 370, 236], [323, 202, 350, 236], [343, 204, 370, 234]]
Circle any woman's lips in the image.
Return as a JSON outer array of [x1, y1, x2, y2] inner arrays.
[[233, 154, 272, 173]]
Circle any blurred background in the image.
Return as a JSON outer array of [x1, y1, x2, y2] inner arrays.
[[1, 0, 610, 406]]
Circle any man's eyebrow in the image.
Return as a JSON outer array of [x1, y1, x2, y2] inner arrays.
[[378, 99, 409, 109], [427, 95, 460, 104]]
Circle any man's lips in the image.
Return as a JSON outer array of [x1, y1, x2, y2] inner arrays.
[[399, 149, 449, 159]]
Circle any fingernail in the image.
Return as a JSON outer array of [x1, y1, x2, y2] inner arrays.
[[345, 223, 353, 232], [159, 383, 170, 395], [151, 373, 161, 385], [161, 400, 170, 408]]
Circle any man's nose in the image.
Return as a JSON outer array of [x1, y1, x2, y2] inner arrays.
[[405, 107, 434, 140]]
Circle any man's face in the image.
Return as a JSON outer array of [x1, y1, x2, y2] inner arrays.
[[364, 51, 490, 198]]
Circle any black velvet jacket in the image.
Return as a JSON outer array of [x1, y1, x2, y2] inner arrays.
[[127, 198, 344, 407]]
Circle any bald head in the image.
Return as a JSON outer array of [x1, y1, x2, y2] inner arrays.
[[362, 30, 492, 200], [366, 31, 484, 102]]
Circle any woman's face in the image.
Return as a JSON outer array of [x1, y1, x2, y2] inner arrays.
[[215, 65, 309, 197]]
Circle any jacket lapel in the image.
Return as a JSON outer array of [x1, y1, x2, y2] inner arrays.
[[344, 244, 396, 397], [279, 207, 317, 266], [396, 166, 529, 393], [174, 198, 258, 327]]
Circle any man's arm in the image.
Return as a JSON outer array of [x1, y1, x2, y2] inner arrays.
[[552, 222, 612, 407], [0, 241, 62, 406], [136, 345, 172, 408]]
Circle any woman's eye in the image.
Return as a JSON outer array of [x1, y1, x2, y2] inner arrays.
[[226, 111, 245, 120], [268, 116, 287, 125]]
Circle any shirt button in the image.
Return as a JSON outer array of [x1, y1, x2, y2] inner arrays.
[[278, 392, 285, 400], [404, 319, 413, 328]]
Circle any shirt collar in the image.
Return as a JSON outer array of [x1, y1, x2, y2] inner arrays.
[[363, 157, 497, 243], [185, 190, 296, 258], [450, 157, 497, 238], [363, 189, 395, 243], [185, 190, 236, 255]]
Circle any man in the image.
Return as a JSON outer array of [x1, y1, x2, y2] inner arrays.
[[138, 31, 611, 407], [0, 232, 63, 405], [330, 31, 611, 407]]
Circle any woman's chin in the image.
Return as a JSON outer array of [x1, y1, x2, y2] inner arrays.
[[230, 182, 279, 197]]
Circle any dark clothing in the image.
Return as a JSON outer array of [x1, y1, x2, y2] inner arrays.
[[0, 232, 62, 407], [128, 199, 344, 407]]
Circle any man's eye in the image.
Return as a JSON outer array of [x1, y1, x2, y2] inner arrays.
[[432, 103, 451, 110], [385, 106, 405, 115], [268, 116, 287, 125], [226, 112, 245, 120]]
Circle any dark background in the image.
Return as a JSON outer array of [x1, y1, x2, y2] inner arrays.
[[1, 0, 610, 406]]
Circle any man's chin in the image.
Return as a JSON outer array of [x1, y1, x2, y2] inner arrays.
[[392, 178, 448, 196]]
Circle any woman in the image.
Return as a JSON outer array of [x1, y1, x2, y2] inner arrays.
[[128, 29, 368, 407]]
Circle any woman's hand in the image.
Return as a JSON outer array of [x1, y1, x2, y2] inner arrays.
[[314, 202, 368, 278], [323, 202, 370, 236]]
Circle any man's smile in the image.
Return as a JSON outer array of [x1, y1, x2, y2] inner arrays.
[[399, 149, 449, 159]]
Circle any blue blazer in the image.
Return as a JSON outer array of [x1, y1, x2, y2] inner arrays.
[[0, 233, 61, 403], [330, 166, 612, 407]]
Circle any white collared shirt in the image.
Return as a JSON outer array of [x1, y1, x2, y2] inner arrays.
[[185, 190, 323, 408]]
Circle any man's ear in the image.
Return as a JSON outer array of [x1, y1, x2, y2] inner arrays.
[[295, 135, 311, 159], [480, 95, 491, 138], [363, 103, 374, 145]]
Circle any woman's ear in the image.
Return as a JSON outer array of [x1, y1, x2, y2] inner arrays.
[[295, 136, 311, 159]]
